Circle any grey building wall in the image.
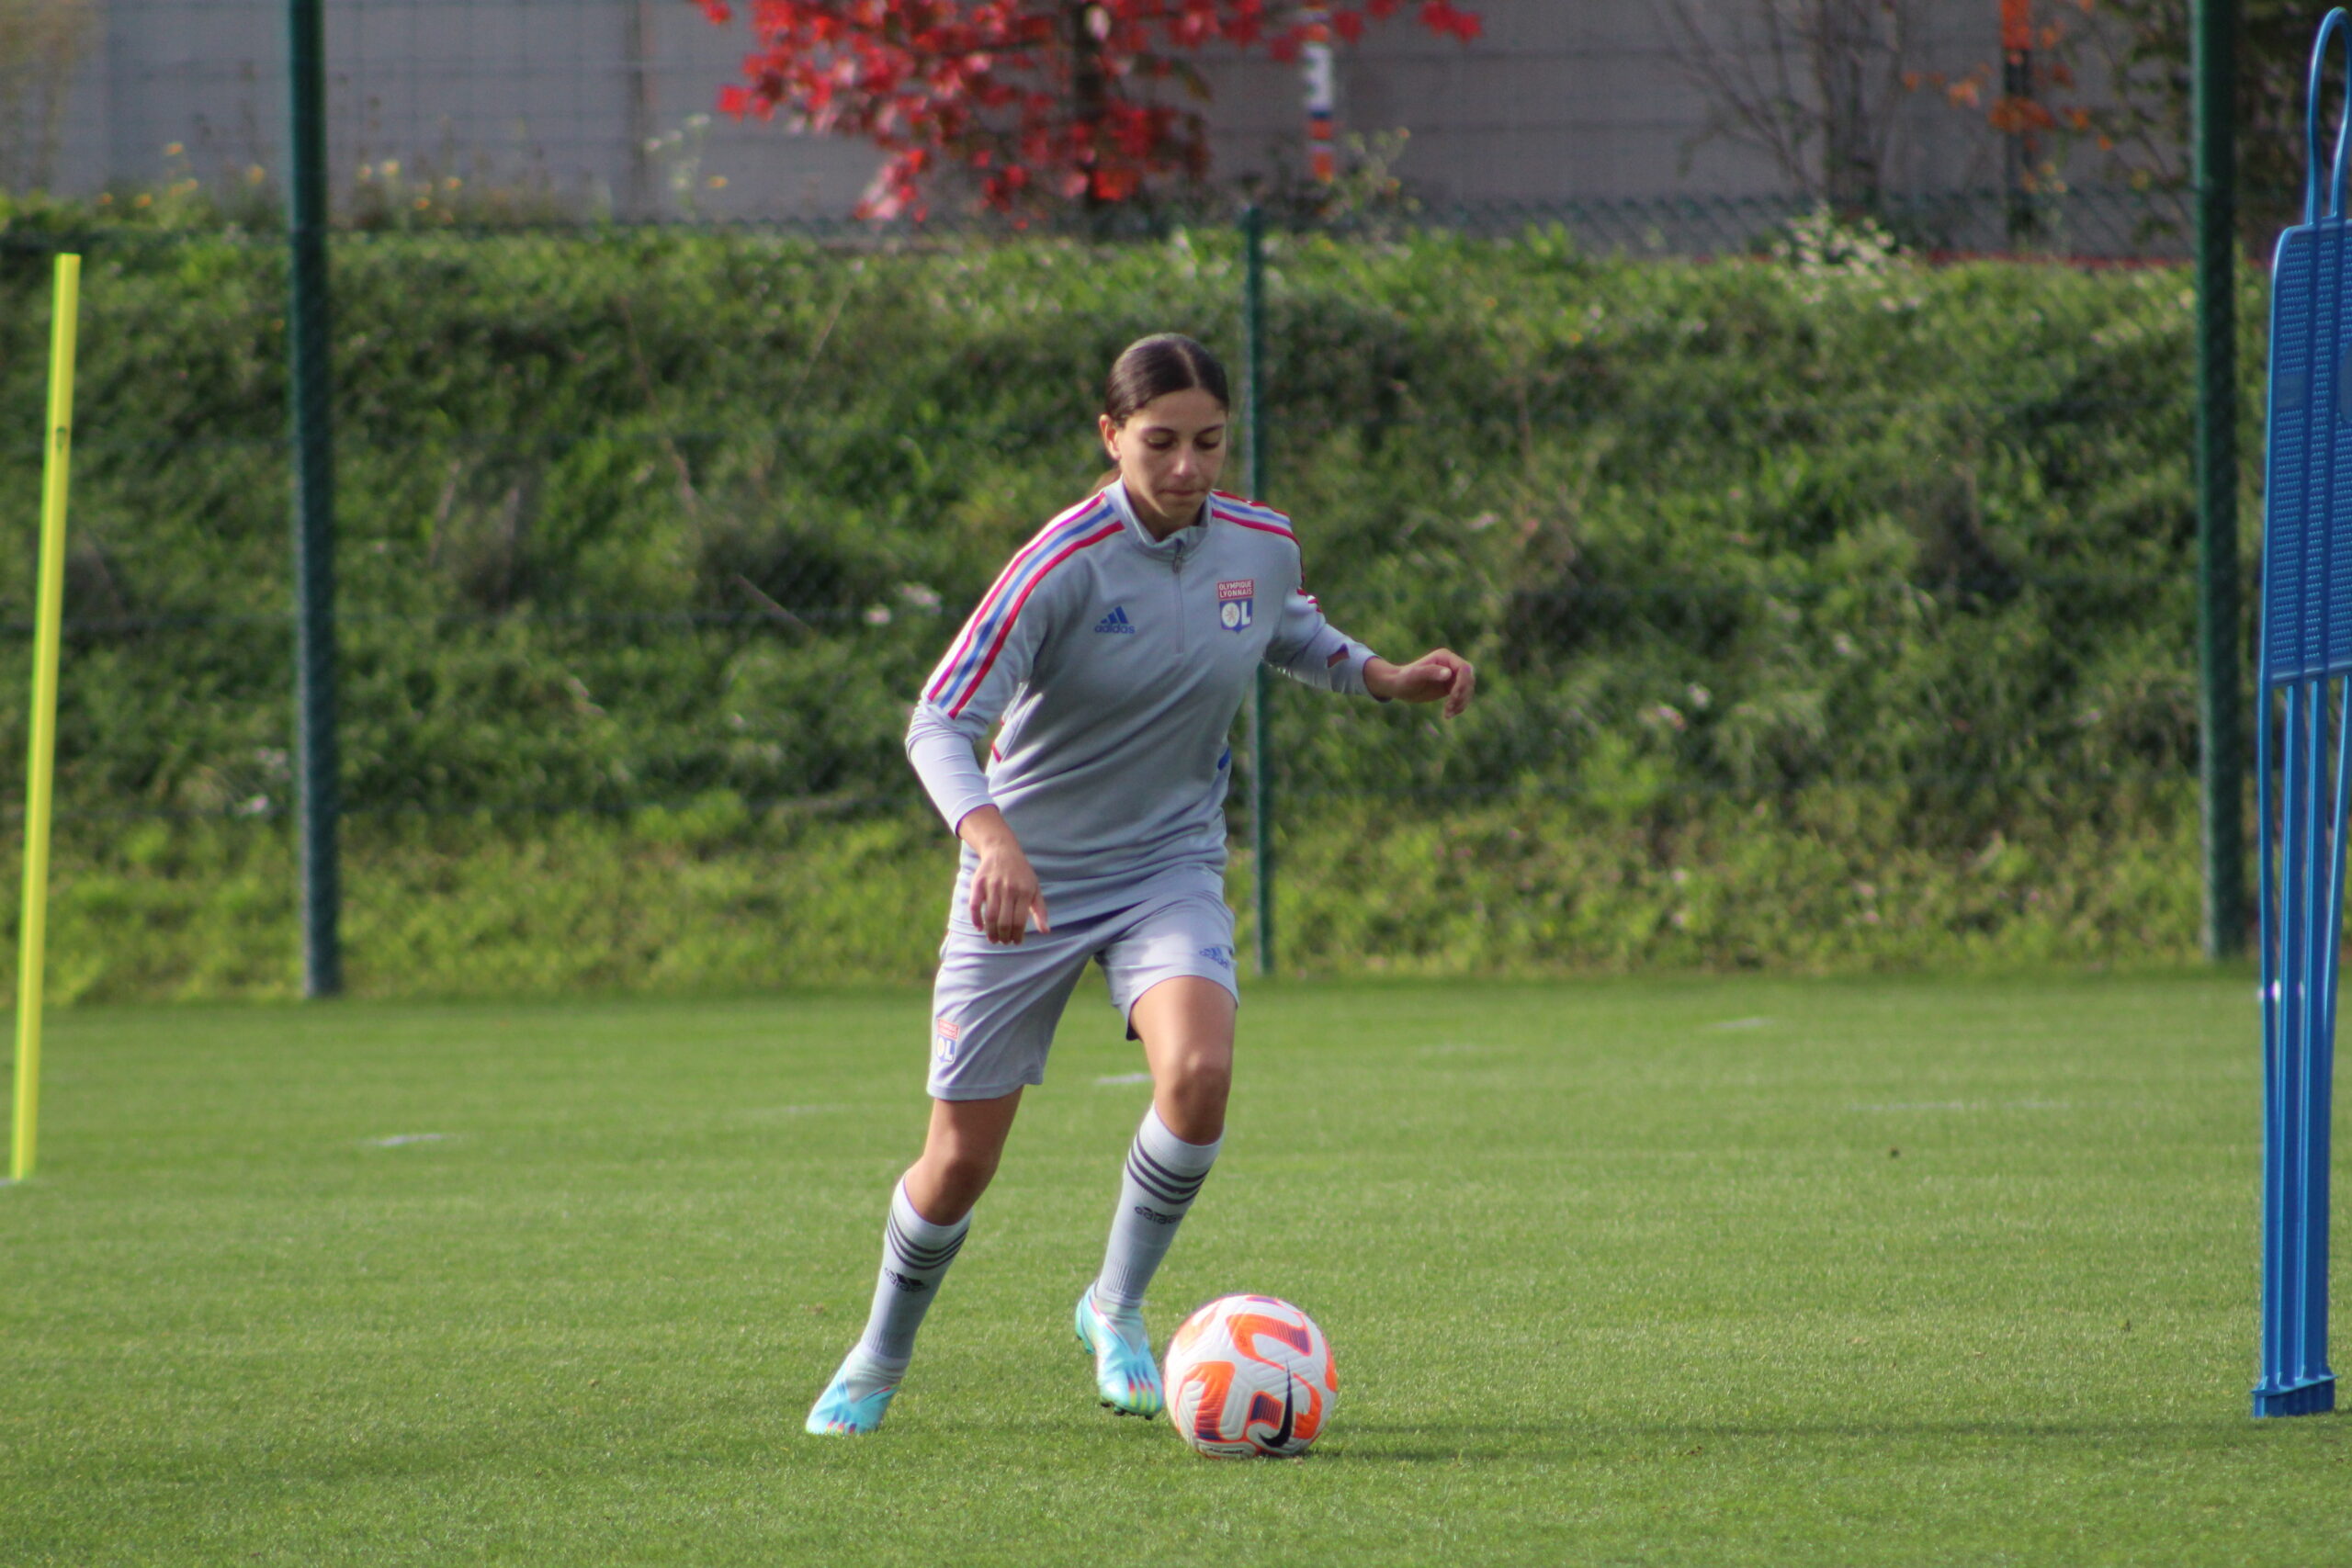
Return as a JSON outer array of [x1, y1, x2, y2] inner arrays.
[[22, 0, 885, 219], [15, 1, 2019, 221], [1204, 2, 2007, 204]]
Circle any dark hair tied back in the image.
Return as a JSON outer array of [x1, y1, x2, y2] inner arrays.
[[1102, 334, 1231, 425]]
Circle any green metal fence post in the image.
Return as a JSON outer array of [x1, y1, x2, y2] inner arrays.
[[1244, 204, 1274, 978], [2194, 0, 2247, 962], [287, 0, 344, 996]]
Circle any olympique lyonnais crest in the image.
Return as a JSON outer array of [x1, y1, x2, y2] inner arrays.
[[933, 1015, 961, 1066], [1216, 579, 1255, 633]]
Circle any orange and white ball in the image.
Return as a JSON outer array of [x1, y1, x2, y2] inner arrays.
[[1161, 1294, 1338, 1458]]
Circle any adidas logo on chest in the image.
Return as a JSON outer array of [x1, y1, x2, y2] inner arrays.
[[1093, 605, 1137, 635]]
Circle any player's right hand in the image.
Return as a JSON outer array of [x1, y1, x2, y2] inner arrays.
[[969, 858, 1050, 945], [959, 807, 1051, 944]]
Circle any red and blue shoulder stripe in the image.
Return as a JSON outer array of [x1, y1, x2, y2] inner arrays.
[[924, 495, 1124, 716], [1210, 491, 1296, 542]]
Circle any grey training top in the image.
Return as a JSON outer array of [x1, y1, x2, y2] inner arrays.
[[906, 480, 1381, 919]]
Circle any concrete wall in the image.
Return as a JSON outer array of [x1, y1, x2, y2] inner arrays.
[[19, 0, 884, 219], [12, 0, 2018, 220], [1204, 2, 2007, 204]]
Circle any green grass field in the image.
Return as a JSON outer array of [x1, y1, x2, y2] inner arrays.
[[2, 975, 2345, 1565]]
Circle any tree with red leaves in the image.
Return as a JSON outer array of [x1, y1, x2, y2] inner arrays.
[[696, 1, 1480, 218], [1913, 0, 2312, 244]]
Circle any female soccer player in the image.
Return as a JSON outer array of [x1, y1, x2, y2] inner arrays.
[[807, 333, 1476, 1435]]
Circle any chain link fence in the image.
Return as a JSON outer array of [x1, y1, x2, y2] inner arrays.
[[0, 185, 2257, 997]]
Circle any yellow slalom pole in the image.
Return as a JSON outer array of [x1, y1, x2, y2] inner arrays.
[[12, 254, 80, 1184]]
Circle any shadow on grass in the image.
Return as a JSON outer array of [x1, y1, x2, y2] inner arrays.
[[1325, 1416, 2293, 1463]]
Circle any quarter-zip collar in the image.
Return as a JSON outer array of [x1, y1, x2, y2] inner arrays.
[[1107, 479, 1209, 565]]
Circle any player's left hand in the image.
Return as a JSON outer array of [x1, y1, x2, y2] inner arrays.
[[1369, 649, 1476, 718]]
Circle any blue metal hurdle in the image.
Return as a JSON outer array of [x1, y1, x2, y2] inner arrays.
[[2255, 7, 2349, 1421]]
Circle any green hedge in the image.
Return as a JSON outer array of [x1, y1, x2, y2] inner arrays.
[[0, 784, 2199, 1002], [0, 211, 2256, 992]]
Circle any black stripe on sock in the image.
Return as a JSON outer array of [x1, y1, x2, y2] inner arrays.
[[887, 1234, 961, 1274], [1128, 1158, 1205, 1206], [1126, 1145, 1208, 1206], [1124, 1153, 1196, 1207], [887, 1213, 967, 1272], [887, 1218, 964, 1269], [1131, 1141, 1211, 1194], [1131, 1139, 1213, 1183]]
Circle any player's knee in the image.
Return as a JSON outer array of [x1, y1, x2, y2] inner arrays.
[[1184, 1036, 1233, 1083], [1192, 1056, 1233, 1106], [1165, 1051, 1231, 1113]]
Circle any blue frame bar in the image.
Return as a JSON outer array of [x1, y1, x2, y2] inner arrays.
[[2253, 8, 2347, 1421]]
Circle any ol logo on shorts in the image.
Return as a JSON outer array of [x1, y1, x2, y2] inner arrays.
[[1217, 579, 1255, 633]]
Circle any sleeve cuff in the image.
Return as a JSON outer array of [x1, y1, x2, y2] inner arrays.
[[905, 704, 997, 833], [1333, 638, 1378, 700]]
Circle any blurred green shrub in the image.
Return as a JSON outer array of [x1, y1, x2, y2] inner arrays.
[[0, 216, 2256, 987]]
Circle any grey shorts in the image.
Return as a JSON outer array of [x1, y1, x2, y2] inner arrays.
[[926, 880, 1240, 1101]]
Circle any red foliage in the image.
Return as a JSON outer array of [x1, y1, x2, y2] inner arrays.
[[1987, 94, 2059, 136], [698, 1, 1480, 218], [1913, 2, 2096, 158]]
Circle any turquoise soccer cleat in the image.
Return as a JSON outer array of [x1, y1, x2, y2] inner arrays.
[[1075, 1284, 1164, 1418], [805, 1352, 901, 1436]]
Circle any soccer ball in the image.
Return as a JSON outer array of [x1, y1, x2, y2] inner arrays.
[[1161, 1293, 1338, 1458]]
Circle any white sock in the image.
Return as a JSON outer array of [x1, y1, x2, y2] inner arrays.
[[1095, 1107, 1221, 1312], [850, 1180, 969, 1378], [832, 1343, 908, 1403]]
